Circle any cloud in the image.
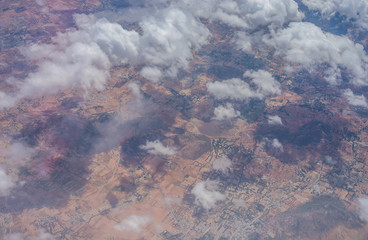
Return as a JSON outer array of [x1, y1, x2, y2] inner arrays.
[[213, 103, 240, 120], [0, 141, 34, 196], [0, 6, 209, 108], [264, 137, 284, 152], [128, 82, 143, 98], [93, 92, 157, 153], [324, 155, 337, 165], [343, 89, 367, 108], [140, 140, 176, 155], [183, 0, 303, 55], [212, 156, 232, 174], [114, 214, 151, 233], [140, 67, 163, 83], [263, 22, 368, 85], [233, 31, 253, 54], [244, 70, 281, 96], [4, 230, 55, 240], [191, 180, 226, 210], [0, 167, 16, 196], [358, 197, 368, 222], [0, 15, 116, 108], [207, 78, 257, 100], [183, 0, 303, 30], [138, 6, 210, 81], [267, 115, 283, 125], [271, 138, 283, 151], [302, 0, 368, 30], [1, 142, 36, 165], [207, 70, 281, 100]]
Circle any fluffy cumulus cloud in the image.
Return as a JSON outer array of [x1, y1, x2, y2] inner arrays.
[[267, 115, 283, 125], [207, 70, 281, 100], [213, 103, 240, 120], [358, 197, 368, 222], [140, 140, 176, 155], [191, 180, 226, 210], [212, 156, 232, 174], [271, 138, 283, 151], [244, 70, 281, 96], [114, 214, 151, 233], [0, 6, 209, 108], [207, 78, 257, 100], [183, 0, 303, 29], [138, 7, 210, 80], [183, 0, 303, 54], [263, 22, 368, 85], [302, 0, 368, 30], [343, 89, 368, 108]]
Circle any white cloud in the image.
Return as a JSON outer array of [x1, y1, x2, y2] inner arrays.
[[140, 140, 176, 155], [0, 6, 210, 108], [191, 180, 226, 210], [183, 0, 303, 55], [183, 0, 303, 30], [264, 137, 283, 152], [207, 70, 281, 100], [343, 89, 367, 108], [267, 115, 283, 125], [0, 167, 15, 196], [244, 70, 281, 96], [114, 214, 151, 233], [263, 22, 368, 86], [128, 82, 143, 98], [302, 0, 368, 30], [207, 78, 257, 100], [358, 197, 368, 222], [271, 138, 283, 151], [140, 67, 163, 83], [213, 103, 240, 120], [233, 31, 253, 54], [212, 156, 232, 174], [138, 7, 210, 79]]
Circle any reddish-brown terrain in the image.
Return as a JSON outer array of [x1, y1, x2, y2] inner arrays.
[[1, 1, 368, 240]]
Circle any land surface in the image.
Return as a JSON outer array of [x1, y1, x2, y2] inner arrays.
[[1, 1, 368, 240]]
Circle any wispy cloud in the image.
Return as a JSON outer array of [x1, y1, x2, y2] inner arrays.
[[212, 156, 232, 174], [114, 214, 151, 233]]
